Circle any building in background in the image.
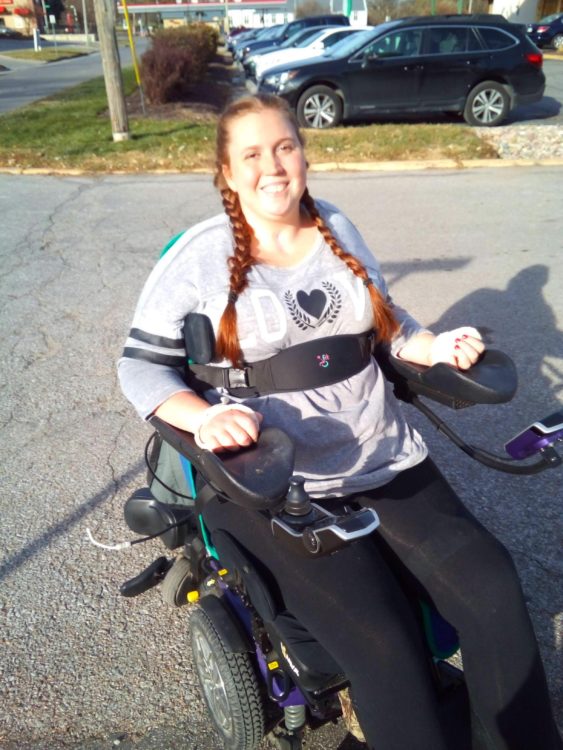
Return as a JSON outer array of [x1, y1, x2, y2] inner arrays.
[[120, 0, 367, 34], [0, 0, 39, 34]]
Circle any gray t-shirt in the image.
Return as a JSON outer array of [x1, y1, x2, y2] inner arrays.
[[118, 200, 428, 497]]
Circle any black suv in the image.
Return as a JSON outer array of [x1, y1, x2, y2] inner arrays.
[[258, 15, 545, 128], [237, 15, 350, 61]]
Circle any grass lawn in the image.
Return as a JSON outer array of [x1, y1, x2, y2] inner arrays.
[[0, 48, 90, 62], [0, 68, 499, 172]]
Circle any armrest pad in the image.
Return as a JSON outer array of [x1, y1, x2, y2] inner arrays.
[[149, 417, 294, 511], [376, 349, 517, 409]]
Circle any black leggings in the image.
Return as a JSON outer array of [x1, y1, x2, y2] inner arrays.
[[202, 458, 561, 750]]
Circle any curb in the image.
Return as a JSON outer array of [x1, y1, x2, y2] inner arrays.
[[1, 159, 563, 177], [309, 157, 563, 171]]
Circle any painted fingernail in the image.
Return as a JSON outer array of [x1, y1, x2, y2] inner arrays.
[[461, 334, 468, 340], [455, 338, 461, 343], [455, 345, 460, 350]]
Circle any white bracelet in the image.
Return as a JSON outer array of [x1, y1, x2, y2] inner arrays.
[[193, 403, 259, 450]]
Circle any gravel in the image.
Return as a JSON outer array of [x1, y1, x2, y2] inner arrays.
[[476, 123, 563, 160]]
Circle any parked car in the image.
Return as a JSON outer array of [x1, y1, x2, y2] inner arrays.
[[258, 15, 545, 129], [231, 26, 281, 57], [244, 26, 332, 76], [237, 14, 350, 62], [527, 13, 563, 50], [0, 27, 24, 39], [251, 26, 367, 82]]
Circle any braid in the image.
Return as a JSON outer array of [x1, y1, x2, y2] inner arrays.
[[215, 188, 255, 367], [301, 189, 399, 344]]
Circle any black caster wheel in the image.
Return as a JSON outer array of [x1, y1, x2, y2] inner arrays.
[[161, 556, 196, 606]]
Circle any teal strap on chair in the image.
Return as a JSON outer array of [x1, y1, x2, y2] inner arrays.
[[199, 514, 219, 560], [159, 231, 185, 259]]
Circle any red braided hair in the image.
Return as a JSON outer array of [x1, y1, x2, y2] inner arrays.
[[300, 188, 399, 344]]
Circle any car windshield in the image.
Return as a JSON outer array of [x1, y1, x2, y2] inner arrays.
[[323, 28, 377, 57], [294, 28, 328, 47], [539, 13, 562, 22], [281, 28, 323, 48], [322, 29, 358, 48], [260, 25, 284, 40]]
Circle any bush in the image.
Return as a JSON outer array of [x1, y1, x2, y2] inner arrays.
[[141, 23, 219, 104], [141, 45, 198, 104]]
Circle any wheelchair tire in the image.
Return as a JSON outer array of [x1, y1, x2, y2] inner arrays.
[[190, 606, 265, 750]]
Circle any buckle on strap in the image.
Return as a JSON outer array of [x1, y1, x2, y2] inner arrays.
[[224, 367, 250, 389]]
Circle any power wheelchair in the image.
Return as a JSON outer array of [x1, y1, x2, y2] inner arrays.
[[116, 349, 563, 750]]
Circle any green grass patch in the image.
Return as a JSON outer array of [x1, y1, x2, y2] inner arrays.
[[0, 67, 498, 172], [1, 48, 90, 62]]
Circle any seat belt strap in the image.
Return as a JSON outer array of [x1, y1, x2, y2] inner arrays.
[[185, 331, 375, 398]]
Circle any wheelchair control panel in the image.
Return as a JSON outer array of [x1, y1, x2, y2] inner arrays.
[[270, 476, 380, 557]]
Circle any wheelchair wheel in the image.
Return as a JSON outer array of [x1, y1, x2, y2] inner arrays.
[[190, 606, 265, 750], [161, 556, 196, 607]]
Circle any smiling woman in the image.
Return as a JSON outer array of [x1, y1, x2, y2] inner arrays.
[[117, 93, 563, 750]]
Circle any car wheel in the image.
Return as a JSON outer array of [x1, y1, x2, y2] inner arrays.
[[190, 606, 265, 750], [463, 81, 510, 127], [297, 86, 343, 129], [552, 34, 563, 50]]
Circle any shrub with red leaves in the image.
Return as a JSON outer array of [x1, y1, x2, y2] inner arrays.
[[141, 24, 219, 104]]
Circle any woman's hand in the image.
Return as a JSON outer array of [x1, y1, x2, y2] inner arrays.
[[397, 327, 485, 371], [153, 393, 262, 452], [198, 406, 263, 453], [429, 326, 485, 370]]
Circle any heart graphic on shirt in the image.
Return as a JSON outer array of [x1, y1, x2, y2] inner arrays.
[[296, 289, 327, 320]]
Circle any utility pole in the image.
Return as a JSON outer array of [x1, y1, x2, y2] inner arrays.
[[93, 0, 130, 142]]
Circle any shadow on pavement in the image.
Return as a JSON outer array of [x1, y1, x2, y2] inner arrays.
[[0, 458, 145, 584]]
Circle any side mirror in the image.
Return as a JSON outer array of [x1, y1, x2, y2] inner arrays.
[[362, 51, 379, 67]]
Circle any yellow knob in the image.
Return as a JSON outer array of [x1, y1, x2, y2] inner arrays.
[[187, 591, 200, 603]]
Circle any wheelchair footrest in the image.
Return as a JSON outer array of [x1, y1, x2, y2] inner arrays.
[[119, 556, 173, 598]]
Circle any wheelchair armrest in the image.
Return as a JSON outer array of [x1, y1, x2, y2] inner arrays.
[[149, 416, 294, 512], [375, 347, 518, 409]]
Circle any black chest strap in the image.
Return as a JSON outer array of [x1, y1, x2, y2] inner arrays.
[[185, 331, 375, 398]]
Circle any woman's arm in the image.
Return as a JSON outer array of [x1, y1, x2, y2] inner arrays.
[[153, 391, 262, 452], [396, 328, 485, 370]]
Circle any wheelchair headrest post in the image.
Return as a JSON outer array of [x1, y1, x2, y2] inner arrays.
[[284, 476, 313, 517]]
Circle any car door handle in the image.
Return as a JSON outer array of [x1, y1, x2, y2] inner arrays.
[[403, 64, 423, 71]]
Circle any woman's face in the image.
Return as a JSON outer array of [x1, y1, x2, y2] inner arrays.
[[221, 108, 307, 226]]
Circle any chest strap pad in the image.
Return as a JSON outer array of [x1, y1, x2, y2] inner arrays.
[[185, 331, 375, 398]]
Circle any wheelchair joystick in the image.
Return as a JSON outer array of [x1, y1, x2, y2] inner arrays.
[[271, 475, 381, 557], [284, 476, 313, 516]]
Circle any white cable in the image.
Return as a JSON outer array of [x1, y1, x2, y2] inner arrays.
[[86, 527, 132, 551]]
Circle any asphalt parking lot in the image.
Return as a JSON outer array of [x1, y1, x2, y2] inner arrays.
[[1, 166, 561, 749]]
